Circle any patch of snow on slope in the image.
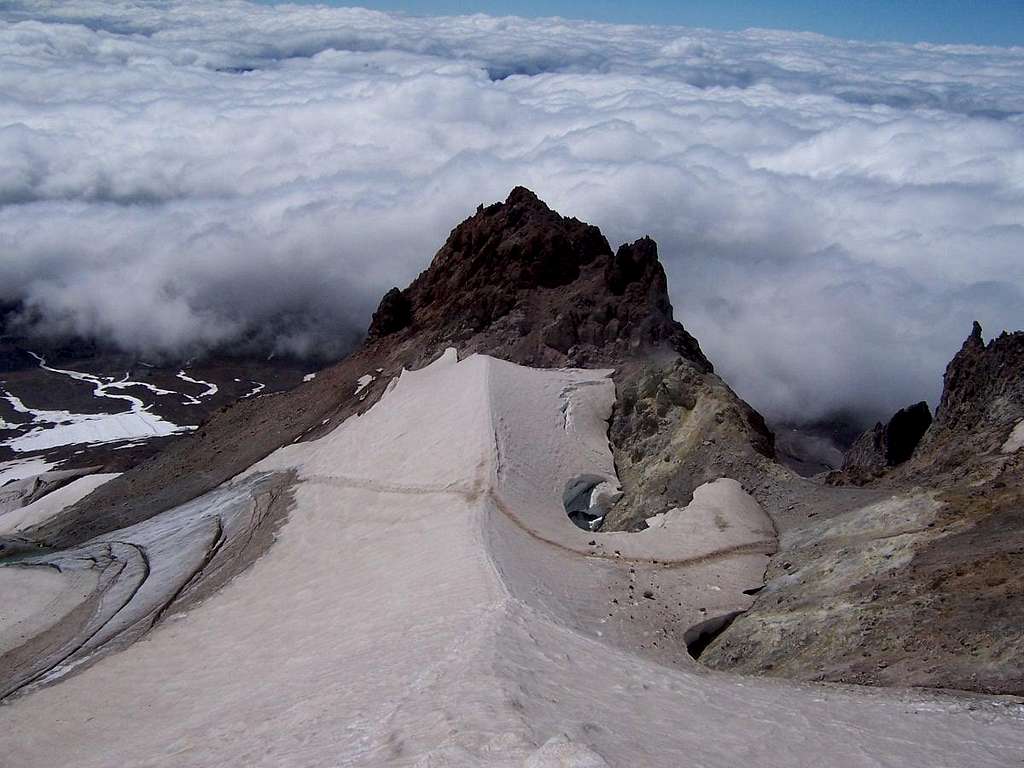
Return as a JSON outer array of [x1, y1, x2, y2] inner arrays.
[[0, 473, 120, 534], [302, 373, 316, 383], [354, 374, 374, 396], [242, 381, 265, 398], [0, 355, 194, 452], [1001, 419, 1024, 453], [614, 478, 775, 562], [0, 458, 57, 487], [106, 378, 177, 397], [176, 371, 219, 402]]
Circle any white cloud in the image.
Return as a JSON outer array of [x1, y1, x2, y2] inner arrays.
[[1, 1, 1023, 423]]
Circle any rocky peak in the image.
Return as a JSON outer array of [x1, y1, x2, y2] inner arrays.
[[932, 321, 1024, 436], [834, 321, 1024, 484], [880, 321, 1024, 481], [364, 187, 709, 370], [842, 401, 932, 474]]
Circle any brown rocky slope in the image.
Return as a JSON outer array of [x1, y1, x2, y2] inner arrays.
[[702, 323, 1024, 695]]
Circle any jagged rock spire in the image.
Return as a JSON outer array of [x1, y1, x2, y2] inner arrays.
[[364, 187, 710, 369]]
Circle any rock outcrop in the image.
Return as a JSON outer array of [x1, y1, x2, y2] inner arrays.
[[908, 322, 1024, 478], [361, 186, 710, 370], [366, 287, 412, 338], [842, 401, 932, 474], [704, 322, 1024, 695]]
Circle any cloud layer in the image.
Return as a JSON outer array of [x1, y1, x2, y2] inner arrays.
[[2, 1, 1023, 424]]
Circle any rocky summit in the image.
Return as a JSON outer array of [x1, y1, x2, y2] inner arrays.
[[366, 186, 709, 370]]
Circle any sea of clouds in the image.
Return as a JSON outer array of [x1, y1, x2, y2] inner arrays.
[[2, 0, 1023, 424]]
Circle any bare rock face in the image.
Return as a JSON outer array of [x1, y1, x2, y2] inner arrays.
[[913, 322, 1024, 473], [363, 186, 710, 371], [842, 401, 932, 474], [703, 321, 1024, 696], [601, 358, 776, 532], [836, 323, 1024, 487], [885, 401, 933, 465], [842, 422, 888, 473], [367, 287, 412, 338]]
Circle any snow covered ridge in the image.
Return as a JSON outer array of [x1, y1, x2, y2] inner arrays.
[[1, 350, 1020, 766], [0, 472, 120, 535]]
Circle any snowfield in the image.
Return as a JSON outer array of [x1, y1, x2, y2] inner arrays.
[[0, 472, 119, 535], [0, 457, 56, 486], [0, 354, 195, 452], [0, 351, 1020, 766]]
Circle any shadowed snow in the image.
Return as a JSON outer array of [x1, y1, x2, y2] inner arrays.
[[0, 472, 119, 534]]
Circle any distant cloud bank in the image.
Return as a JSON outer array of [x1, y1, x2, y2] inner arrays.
[[2, 1, 1023, 423]]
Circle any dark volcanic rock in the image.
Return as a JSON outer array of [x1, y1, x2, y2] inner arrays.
[[367, 186, 710, 371], [925, 322, 1024, 455], [367, 287, 412, 338], [842, 401, 932, 473], [885, 401, 932, 465]]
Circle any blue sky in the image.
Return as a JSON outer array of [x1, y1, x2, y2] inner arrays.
[[266, 1, 1024, 46]]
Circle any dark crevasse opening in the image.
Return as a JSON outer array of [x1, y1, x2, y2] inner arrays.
[[562, 474, 609, 531], [565, 473, 618, 532], [684, 611, 742, 660]]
